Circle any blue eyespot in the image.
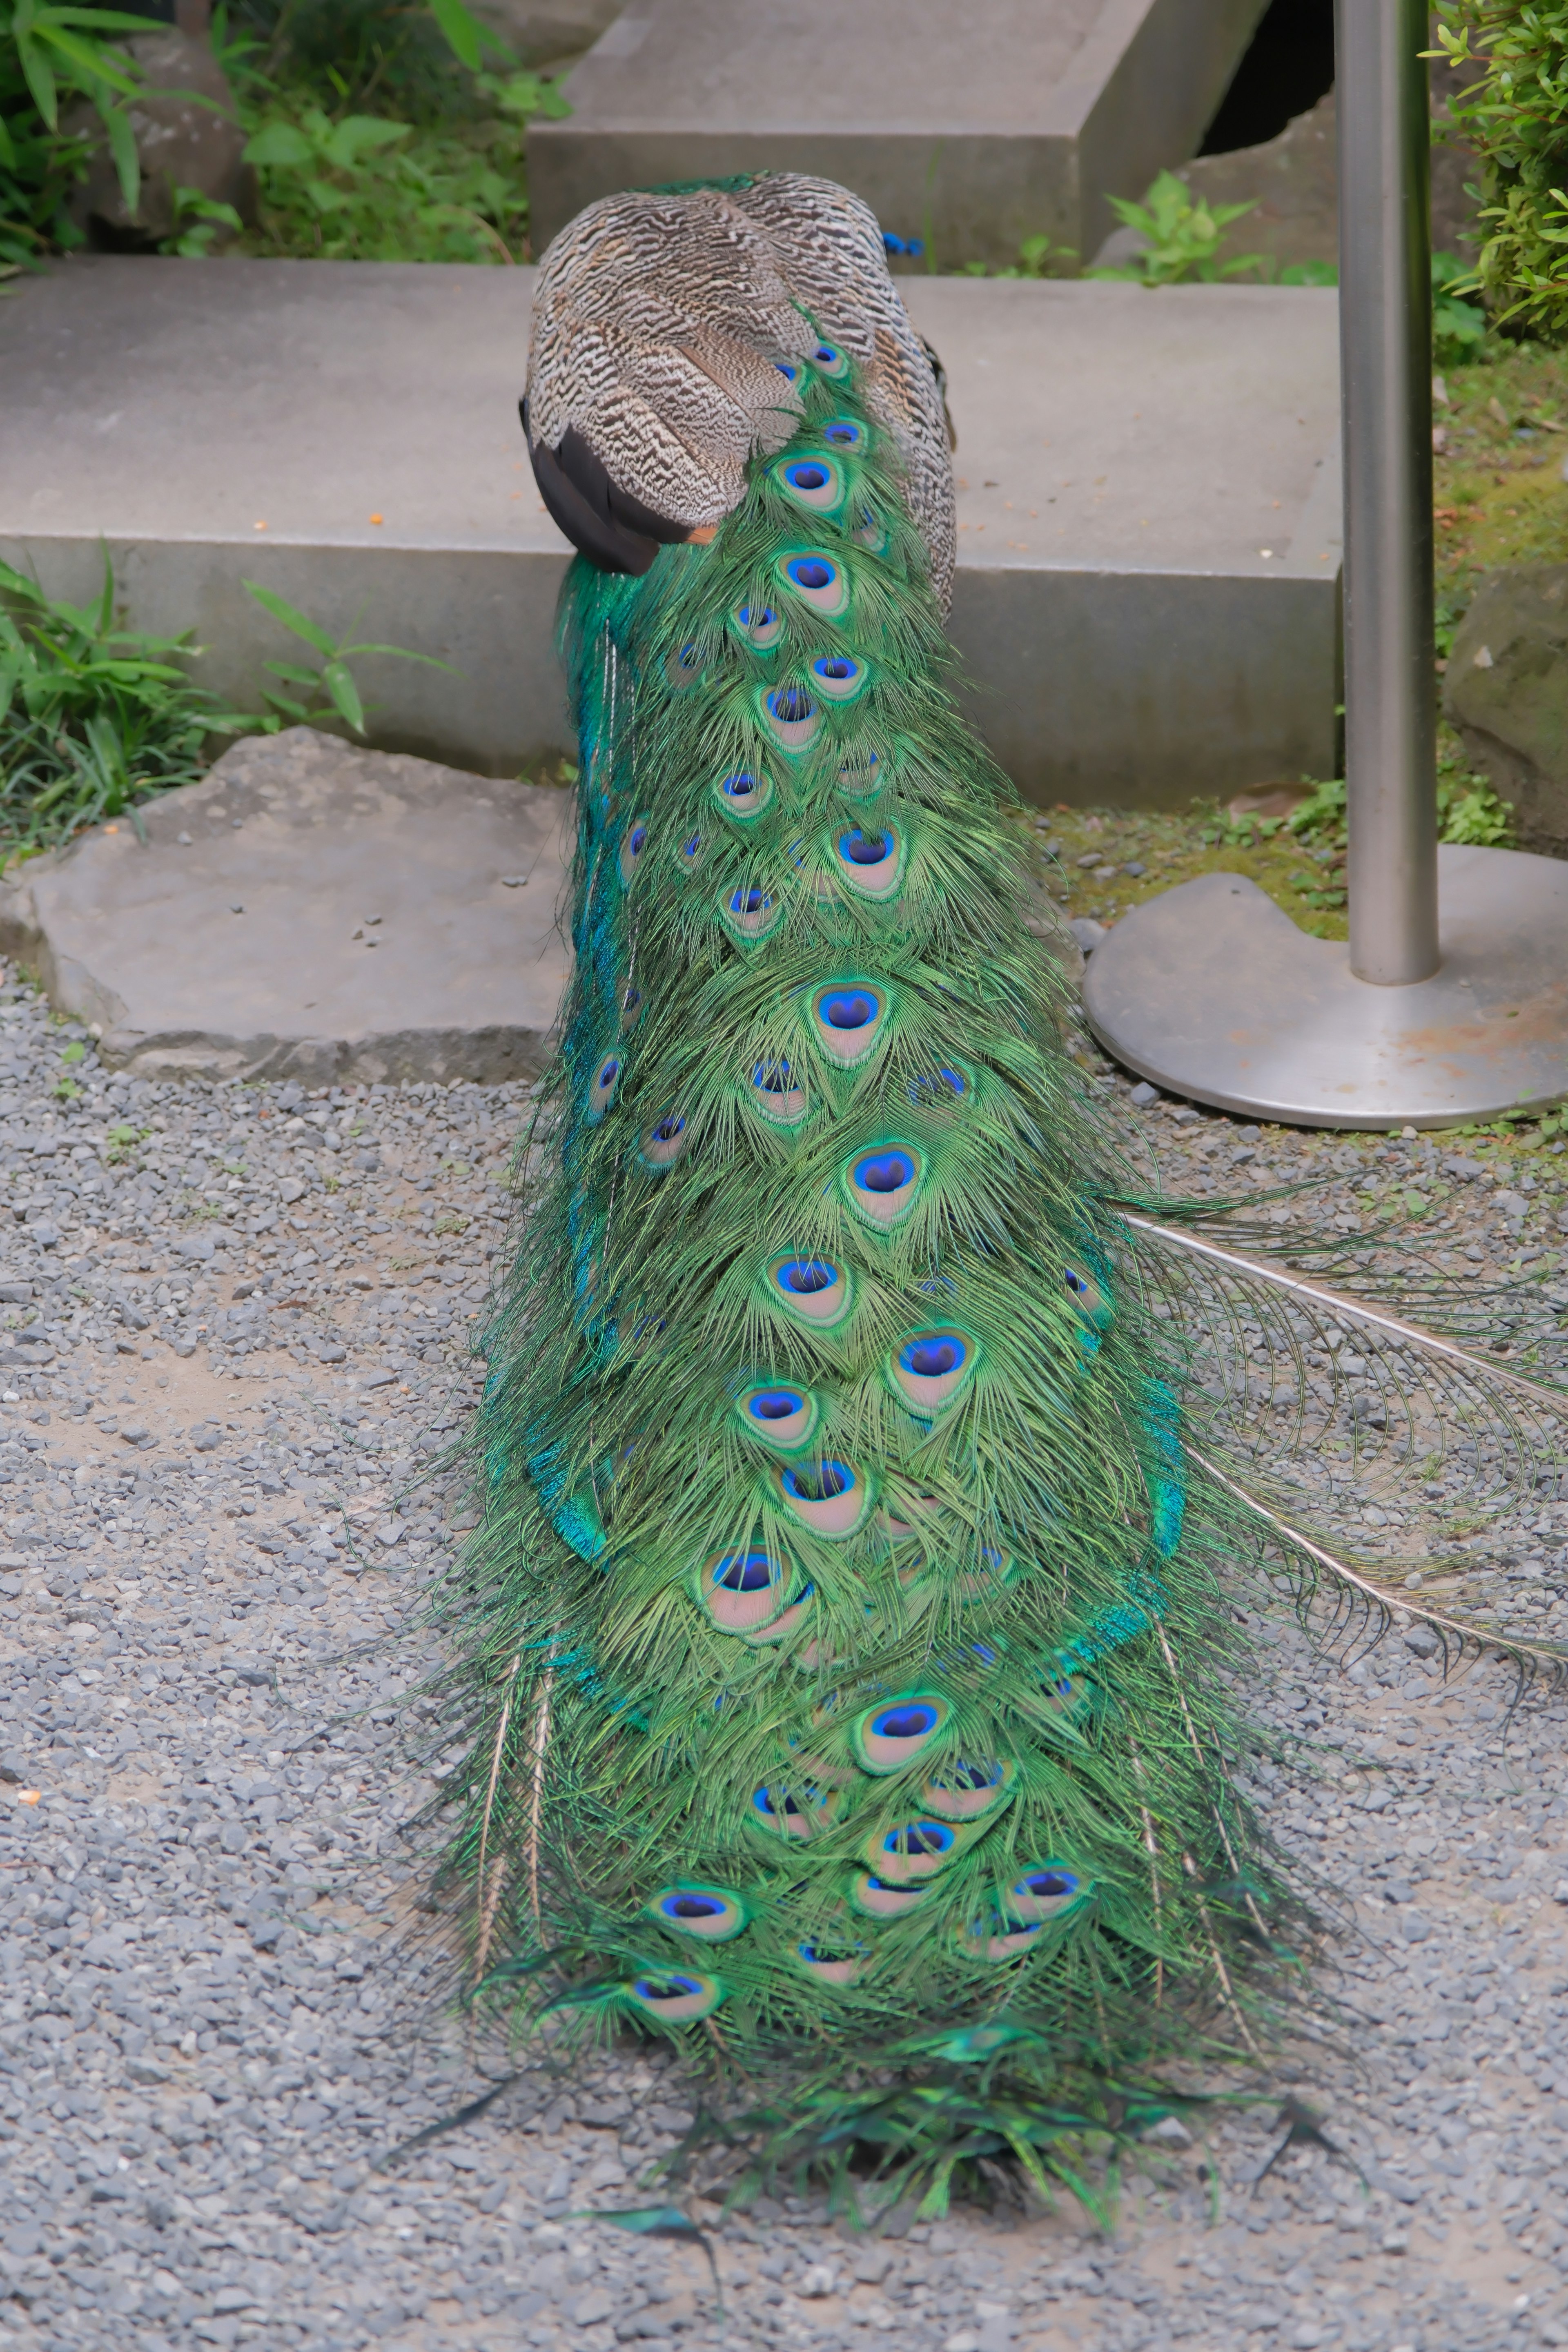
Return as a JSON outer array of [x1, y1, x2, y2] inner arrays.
[[724, 773, 758, 801], [749, 1388, 805, 1423], [778, 1258, 837, 1296], [787, 558, 835, 593], [784, 462, 830, 494], [871, 1702, 938, 1741], [824, 419, 863, 447], [820, 990, 876, 1031], [902, 1335, 964, 1377], [839, 829, 891, 867], [854, 1149, 914, 1195], [781, 1461, 852, 1503], [714, 1550, 775, 1594]]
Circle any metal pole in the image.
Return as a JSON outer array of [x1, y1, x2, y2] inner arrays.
[[1336, 0, 1440, 985]]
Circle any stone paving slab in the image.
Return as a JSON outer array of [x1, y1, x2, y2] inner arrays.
[[0, 729, 573, 1085], [527, 0, 1270, 270], [1, 256, 1341, 805]]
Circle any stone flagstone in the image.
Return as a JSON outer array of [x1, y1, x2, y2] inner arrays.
[[0, 729, 573, 1085]]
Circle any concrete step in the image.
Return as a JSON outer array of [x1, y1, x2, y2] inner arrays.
[[1, 254, 1341, 808], [528, 0, 1270, 272]]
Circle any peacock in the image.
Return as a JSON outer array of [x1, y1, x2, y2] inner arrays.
[[440, 171, 1568, 2216]]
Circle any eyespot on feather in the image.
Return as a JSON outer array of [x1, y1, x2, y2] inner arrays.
[[776, 551, 850, 620], [664, 638, 705, 689], [623, 1969, 725, 2022], [713, 768, 773, 822], [719, 879, 785, 946], [760, 682, 822, 751], [774, 1457, 871, 1539], [889, 1327, 977, 1412], [619, 816, 650, 887], [695, 1546, 790, 1633], [908, 1062, 972, 1109], [807, 338, 851, 380], [812, 651, 869, 704], [834, 824, 902, 895], [919, 1756, 1017, 1821], [959, 1913, 1046, 1963], [858, 1817, 960, 1883], [767, 1252, 853, 1329], [849, 1688, 951, 1775], [638, 1112, 689, 1171], [735, 1383, 818, 1450], [751, 1782, 842, 1840], [748, 1055, 810, 1127], [646, 1884, 751, 1943], [585, 1054, 620, 1125], [847, 1870, 930, 1919], [837, 746, 885, 798], [1063, 1261, 1114, 1330], [774, 452, 846, 516], [731, 598, 784, 651], [793, 1941, 866, 1984], [842, 1142, 923, 1231], [811, 979, 887, 1067], [1007, 1862, 1088, 1921]]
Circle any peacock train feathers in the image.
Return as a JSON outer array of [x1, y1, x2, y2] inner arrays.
[[437, 173, 1568, 2212]]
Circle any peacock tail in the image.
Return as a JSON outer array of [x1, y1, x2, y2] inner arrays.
[[436, 174, 1567, 2212]]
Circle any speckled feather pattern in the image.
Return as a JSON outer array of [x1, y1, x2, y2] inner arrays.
[[525, 174, 957, 608]]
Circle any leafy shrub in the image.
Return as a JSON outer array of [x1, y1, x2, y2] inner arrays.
[[0, 0, 148, 266], [1429, 4, 1568, 332], [240, 66, 564, 263], [1087, 171, 1263, 286], [0, 555, 443, 860], [959, 232, 1076, 280], [0, 554, 247, 856], [1285, 760, 1514, 852], [1432, 246, 1490, 364]]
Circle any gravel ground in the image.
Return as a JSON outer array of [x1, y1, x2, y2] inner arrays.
[[1, 968, 1567, 2352]]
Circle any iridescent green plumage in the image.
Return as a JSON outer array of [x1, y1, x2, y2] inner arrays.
[[442, 353, 1305, 2200]]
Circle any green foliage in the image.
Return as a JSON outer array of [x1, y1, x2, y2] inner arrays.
[[239, 77, 559, 260], [243, 576, 454, 732], [0, 0, 150, 264], [166, 180, 243, 254], [1439, 772, 1514, 844], [0, 551, 242, 858], [0, 553, 445, 861], [1432, 247, 1490, 366], [1087, 170, 1263, 286], [959, 232, 1076, 281], [1285, 759, 1514, 851], [1429, 4, 1568, 332], [2, 0, 528, 266]]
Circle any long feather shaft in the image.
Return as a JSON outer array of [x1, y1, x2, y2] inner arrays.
[[1121, 1214, 1567, 1416], [526, 1665, 556, 1930], [1189, 1446, 1568, 1667], [473, 1652, 522, 1985]]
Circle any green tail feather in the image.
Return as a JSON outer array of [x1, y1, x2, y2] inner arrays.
[[447, 347, 1308, 2203]]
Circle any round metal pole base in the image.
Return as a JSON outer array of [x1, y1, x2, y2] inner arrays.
[[1081, 844, 1568, 1130]]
